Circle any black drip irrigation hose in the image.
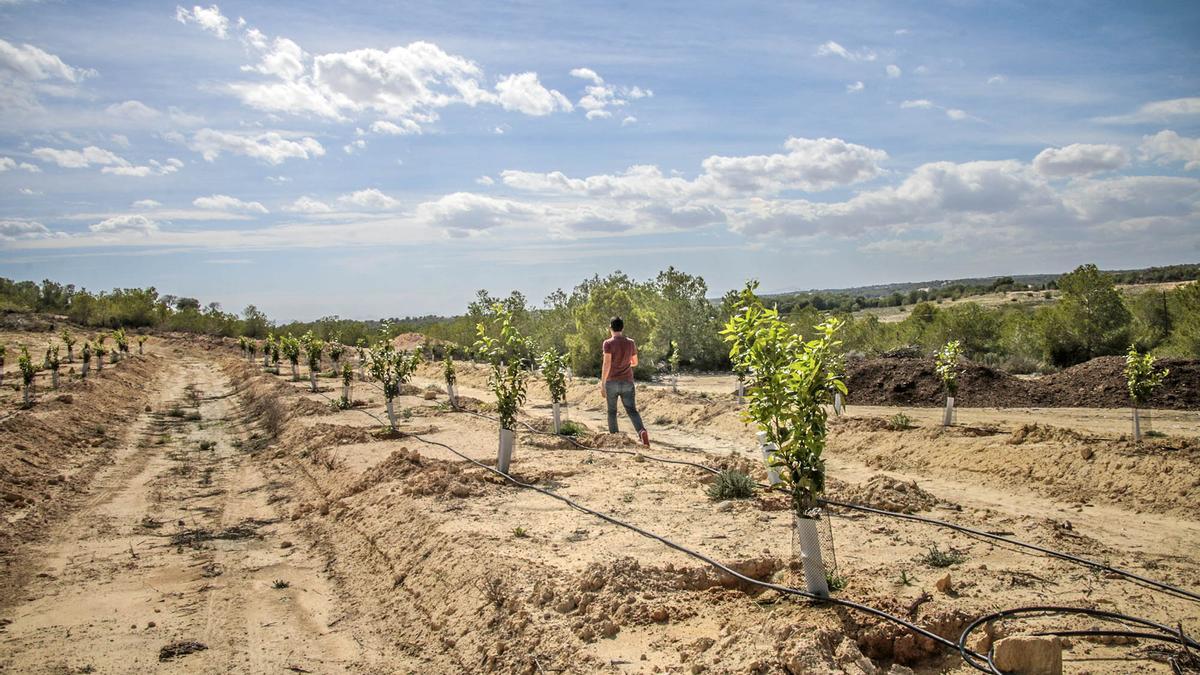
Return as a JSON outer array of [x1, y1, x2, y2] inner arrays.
[[263, 366, 1200, 673]]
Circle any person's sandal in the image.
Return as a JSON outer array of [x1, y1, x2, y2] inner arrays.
[[639, 429, 650, 448]]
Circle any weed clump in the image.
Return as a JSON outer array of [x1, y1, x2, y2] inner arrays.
[[888, 412, 912, 430], [707, 469, 755, 501], [198, 440, 216, 451], [558, 420, 586, 437], [920, 544, 966, 568]]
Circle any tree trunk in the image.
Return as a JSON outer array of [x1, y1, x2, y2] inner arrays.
[[291, 363, 299, 381], [67, 346, 73, 363], [24, 381, 33, 406], [82, 362, 89, 379], [342, 382, 351, 404]]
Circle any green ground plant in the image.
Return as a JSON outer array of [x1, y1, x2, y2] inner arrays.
[[706, 469, 755, 500]]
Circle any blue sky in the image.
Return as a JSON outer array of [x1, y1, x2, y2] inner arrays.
[[1, 0, 1198, 320]]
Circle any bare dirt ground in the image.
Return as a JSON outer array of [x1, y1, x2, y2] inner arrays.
[[1, 334, 1198, 674]]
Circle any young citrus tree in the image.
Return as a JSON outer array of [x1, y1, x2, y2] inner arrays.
[[443, 352, 458, 408], [237, 336, 250, 359], [280, 335, 301, 381], [47, 344, 61, 389], [18, 346, 38, 406], [1124, 345, 1169, 442], [270, 338, 281, 374], [340, 362, 354, 408], [475, 304, 530, 473], [328, 340, 346, 376], [95, 336, 107, 372], [935, 340, 962, 426], [668, 339, 681, 392], [302, 332, 325, 392], [722, 281, 845, 597], [113, 328, 128, 361], [539, 349, 568, 433], [355, 338, 368, 380], [263, 333, 275, 368], [367, 342, 422, 430], [60, 329, 76, 363], [137, 335, 147, 355], [81, 341, 92, 378]]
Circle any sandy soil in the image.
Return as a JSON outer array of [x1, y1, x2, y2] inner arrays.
[[1, 342, 1198, 674]]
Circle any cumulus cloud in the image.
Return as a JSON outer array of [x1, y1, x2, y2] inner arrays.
[[193, 194, 269, 213], [475, 175, 494, 186], [901, 99, 933, 109], [337, 188, 399, 210], [700, 137, 887, 194], [105, 99, 160, 121], [1033, 143, 1129, 177], [103, 158, 184, 177], [343, 138, 366, 154], [0, 219, 53, 240], [0, 156, 40, 172], [175, 4, 230, 38], [569, 67, 603, 84], [494, 72, 572, 115], [370, 119, 421, 135], [132, 199, 162, 208], [815, 40, 876, 62], [416, 192, 538, 235], [284, 196, 333, 213], [33, 145, 125, 168], [846, 81, 864, 94], [1096, 97, 1200, 125], [621, 115, 637, 126], [0, 38, 93, 83], [886, 64, 901, 78], [89, 214, 159, 234], [987, 74, 1007, 85], [1139, 130, 1200, 171], [187, 128, 324, 164]]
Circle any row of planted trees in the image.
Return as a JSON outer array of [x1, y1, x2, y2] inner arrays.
[[3, 328, 146, 408]]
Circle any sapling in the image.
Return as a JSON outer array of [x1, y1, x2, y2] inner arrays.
[[81, 341, 92, 378], [302, 332, 325, 392], [935, 340, 962, 426], [237, 336, 250, 359], [280, 335, 301, 381], [328, 340, 345, 377], [47, 344, 61, 389], [539, 349, 568, 433], [367, 342, 422, 430], [263, 334, 274, 368], [722, 281, 845, 596], [137, 335, 147, 355], [355, 338, 367, 380], [1124, 345, 1169, 442], [17, 346, 37, 407], [340, 363, 353, 407], [95, 338, 107, 372], [247, 339, 258, 363], [113, 328, 128, 362], [475, 304, 530, 473], [668, 340, 681, 393], [60, 329, 76, 363], [270, 339, 281, 374], [443, 352, 458, 408]]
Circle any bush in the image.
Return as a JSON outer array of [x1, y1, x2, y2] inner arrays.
[[706, 470, 755, 500], [558, 419, 586, 437], [920, 544, 965, 568], [888, 412, 912, 430]]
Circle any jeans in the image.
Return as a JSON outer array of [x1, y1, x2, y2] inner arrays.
[[605, 380, 645, 433]]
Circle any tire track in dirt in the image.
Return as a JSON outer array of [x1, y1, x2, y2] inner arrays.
[[0, 358, 362, 674]]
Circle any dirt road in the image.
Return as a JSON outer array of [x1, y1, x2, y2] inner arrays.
[[0, 358, 366, 674]]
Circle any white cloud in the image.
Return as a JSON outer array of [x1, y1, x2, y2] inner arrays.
[[110, 133, 130, 148], [33, 145, 126, 168], [815, 40, 876, 62], [700, 137, 887, 194], [0, 219, 53, 240], [337, 188, 399, 210], [900, 99, 933, 109], [494, 72, 573, 116], [894, 28, 910, 36], [1139, 130, 1200, 171], [987, 74, 1007, 85], [1033, 143, 1129, 177], [886, 64, 901, 78], [284, 196, 333, 213], [90, 214, 159, 234], [175, 4, 230, 39], [586, 109, 612, 120], [132, 199, 162, 208], [187, 128, 324, 164], [105, 100, 160, 121], [266, 175, 291, 184], [416, 192, 539, 235], [569, 67, 603, 84], [18, 187, 40, 195], [102, 158, 183, 177], [576, 73, 653, 119], [0, 156, 41, 172], [0, 38, 93, 83], [621, 115, 637, 126], [475, 175, 494, 186], [1096, 97, 1200, 125], [945, 108, 968, 121], [193, 194, 269, 213], [370, 119, 421, 135], [343, 138, 366, 154], [846, 81, 864, 94], [913, 65, 929, 75]]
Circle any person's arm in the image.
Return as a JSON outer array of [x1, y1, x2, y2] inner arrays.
[[600, 352, 611, 395], [630, 342, 639, 368]]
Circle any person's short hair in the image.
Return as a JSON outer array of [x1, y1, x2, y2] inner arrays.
[[610, 316, 624, 332]]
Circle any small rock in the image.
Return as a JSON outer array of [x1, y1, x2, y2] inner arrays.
[[279, 541, 293, 549], [935, 573, 953, 594], [56, 394, 73, 404], [146, 621, 156, 628], [992, 636, 1063, 675], [555, 598, 577, 613], [449, 483, 471, 498], [1080, 447, 1093, 460], [715, 501, 733, 513], [600, 620, 619, 638], [650, 606, 669, 622]]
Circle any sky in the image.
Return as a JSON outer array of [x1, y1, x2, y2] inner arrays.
[[0, 0, 1198, 320]]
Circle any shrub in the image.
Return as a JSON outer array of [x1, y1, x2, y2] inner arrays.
[[558, 419, 586, 437], [706, 469, 755, 500], [60, 329, 76, 362], [888, 412, 912, 430]]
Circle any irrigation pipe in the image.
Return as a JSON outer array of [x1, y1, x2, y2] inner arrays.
[[262, 364, 1199, 673]]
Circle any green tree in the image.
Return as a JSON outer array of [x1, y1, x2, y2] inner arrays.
[[566, 275, 657, 378], [1038, 264, 1131, 366]]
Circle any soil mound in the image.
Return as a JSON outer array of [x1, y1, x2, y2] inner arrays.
[[830, 474, 941, 513], [845, 355, 1199, 410]]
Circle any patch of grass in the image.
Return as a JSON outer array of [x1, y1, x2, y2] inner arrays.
[[1145, 430, 1166, 438], [888, 412, 912, 430], [166, 406, 185, 418], [558, 420, 585, 437], [512, 526, 529, 539], [920, 544, 966, 568], [271, 579, 290, 589], [896, 569, 914, 586], [476, 576, 508, 609], [706, 469, 755, 501], [198, 440, 216, 452], [826, 572, 848, 592]]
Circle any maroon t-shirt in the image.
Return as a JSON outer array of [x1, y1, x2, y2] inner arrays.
[[602, 335, 637, 382]]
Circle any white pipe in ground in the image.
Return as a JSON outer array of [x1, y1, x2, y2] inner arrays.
[[736, 380, 745, 406], [552, 401, 561, 434], [942, 396, 955, 426], [794, 514, 830, 597], [448, 383, 457, 408], [833, 392, 844, 416], [498, 428, 515, 473], [1132, 407, 1141, 442], [755, 431, 782, 487], [386, 398, 397, 429]]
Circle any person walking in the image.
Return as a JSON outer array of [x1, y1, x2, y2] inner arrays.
[[600, 317, 650, 447]]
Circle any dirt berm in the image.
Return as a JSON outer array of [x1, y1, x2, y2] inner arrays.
[[845, 355, 1198, 410]]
